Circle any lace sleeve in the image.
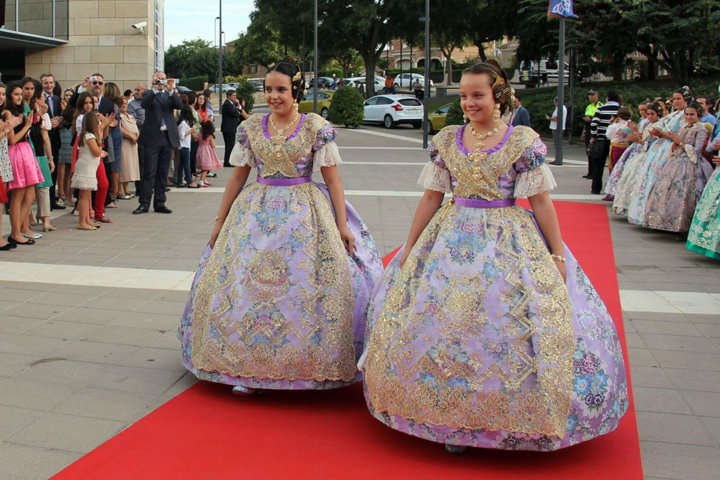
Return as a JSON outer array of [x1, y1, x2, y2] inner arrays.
[[229, 123, 257, 168], [313, 125, 342, 171], [417, 142, 451, 192], [513, 137, 557, 197]]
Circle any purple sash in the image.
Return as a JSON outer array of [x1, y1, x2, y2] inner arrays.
[[453, 197, 516, 209], [256, 176, 312, 186]]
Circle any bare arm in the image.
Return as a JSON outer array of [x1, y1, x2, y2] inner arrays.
[[321, 165, 355, 252], [399, 190, 444, 265], [8, 114, 32, 145], [529, 191, 566, 281], [209, 166, 252, 248]]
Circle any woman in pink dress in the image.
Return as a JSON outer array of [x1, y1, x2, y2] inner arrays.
[[4, 82, 43, 246], [195, 120, 222, 187]]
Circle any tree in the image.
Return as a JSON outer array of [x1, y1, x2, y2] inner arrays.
[[165, 39, 219, 81]]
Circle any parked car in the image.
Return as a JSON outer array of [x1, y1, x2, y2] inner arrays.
[[429, 103, 451, 132], [311, 77, 334, 89], [298, 90, 334, 119], [248, 78, 264, 92], [363, 94, 423, 129], [355, 76, 386, 93], [393, 73, 433, 90]]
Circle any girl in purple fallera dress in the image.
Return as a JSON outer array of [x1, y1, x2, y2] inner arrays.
[[361, 63, 628, 453], [180, 62, 383, 393]]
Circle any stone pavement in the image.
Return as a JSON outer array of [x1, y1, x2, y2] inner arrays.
[[0, 122, 718, 479]]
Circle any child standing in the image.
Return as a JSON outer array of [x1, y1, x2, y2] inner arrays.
[[605, 107, 633, 173], [176, 105, 197, 188], [195, 120, 222, 187], [72, 111, 107, 230], [0, 83, 16, 250]]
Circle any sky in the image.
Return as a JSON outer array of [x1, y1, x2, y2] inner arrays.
[[165, 0, 255, 47]]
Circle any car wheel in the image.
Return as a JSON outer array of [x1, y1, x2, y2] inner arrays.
[[320, 107, 329, 119], [383, 115, 394, 129], [412, 121, 422, 129]]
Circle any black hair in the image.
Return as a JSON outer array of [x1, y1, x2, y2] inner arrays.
[[675, 86, 693, 103], [607, 90, 621, 103], [616, 107, 632, 121], [178, 104, 195, 127], [200, 120, 215, 140], [686, 101, 705, 118], [187, 91, 196, 106], [6, 82, 25, 116], [461, 62, 512, 114], [266, 60, 305, 103], [226, 90, 235, 98], [123, 89, 132, 97], [646, 102, 664, 118]]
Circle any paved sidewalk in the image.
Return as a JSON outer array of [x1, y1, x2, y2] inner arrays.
[[0, 126, 718, 479]]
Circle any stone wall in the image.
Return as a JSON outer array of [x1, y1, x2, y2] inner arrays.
[[25, 0, 156, 92]]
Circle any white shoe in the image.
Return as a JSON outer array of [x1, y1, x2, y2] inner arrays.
[[231, 385, 257, 396], [23, 232, 43, 240]]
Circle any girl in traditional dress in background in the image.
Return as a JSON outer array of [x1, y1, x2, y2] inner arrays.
[[626, 88, 690, 225], [612, 103, 664, 215], [361, 62, 628, 453], [179, 61, 383, 394], [687, 131, 720, 259], [644, 102, 713, 232]]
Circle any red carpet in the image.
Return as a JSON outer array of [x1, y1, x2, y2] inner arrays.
[[53, 201, 642, 479]]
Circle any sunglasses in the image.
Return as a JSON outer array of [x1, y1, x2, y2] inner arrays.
[[92, 81, 104, 86]]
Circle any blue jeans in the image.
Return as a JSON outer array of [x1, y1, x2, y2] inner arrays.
[[176, 147, 192, 185]]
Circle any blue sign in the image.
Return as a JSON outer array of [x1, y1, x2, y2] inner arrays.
[[548, 0, 579, 19]]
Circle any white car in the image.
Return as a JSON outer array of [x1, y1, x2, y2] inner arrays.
[[393, 73, 433, 90], [363, 94, 424, 129]]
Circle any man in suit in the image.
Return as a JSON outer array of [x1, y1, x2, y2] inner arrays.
[[220, 90, 247, 167], [134, 71, 182, 215], [511, 95, 531, 127], [40, 73, 64, 209]]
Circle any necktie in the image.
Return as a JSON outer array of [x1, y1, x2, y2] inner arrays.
[[46, 93, 53, 116]]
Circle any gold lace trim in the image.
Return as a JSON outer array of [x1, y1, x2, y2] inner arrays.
[[363, 203, 574, 437], [434, 125, 540, 200], [243, 113, 327, 178], [190, 182, 356, 382]]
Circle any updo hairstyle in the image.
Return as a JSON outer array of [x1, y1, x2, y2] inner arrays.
[[676, 85, 693, 103], [267, 60, 305, 103], [686, 100, 705, 118], [462, 61, 513, 115], [646, 102, 664, 118]]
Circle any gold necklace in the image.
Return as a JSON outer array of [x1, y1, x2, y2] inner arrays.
[[269, 111, 299, 144], [469, 122, 501, 151]]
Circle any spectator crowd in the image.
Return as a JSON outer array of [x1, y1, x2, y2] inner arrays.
[[0, 71, 247, 250]]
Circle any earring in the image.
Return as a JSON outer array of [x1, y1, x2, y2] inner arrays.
[[463, 113, 468, 123], [293, 102, 299, 113], [493, 104, 501, 120]]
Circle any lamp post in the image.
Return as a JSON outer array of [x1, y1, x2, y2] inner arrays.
[[217, 0, 223, 103], [421, 0, 430, 148], [313, 0, 318, 113]]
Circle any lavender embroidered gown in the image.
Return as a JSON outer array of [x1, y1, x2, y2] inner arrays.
[[361, 125, 628, 451], [179, 112, 383, 390]]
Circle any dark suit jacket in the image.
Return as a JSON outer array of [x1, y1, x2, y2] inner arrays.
[[511, 105, 531, 127], [221, 99, 242, 134], [141, 89, 183, 149], [44, 92, 62, 153]]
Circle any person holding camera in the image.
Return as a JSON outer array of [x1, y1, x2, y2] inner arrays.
[[133, 71, 182, 214]]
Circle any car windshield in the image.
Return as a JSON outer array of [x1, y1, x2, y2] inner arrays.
[[399, 99, 421, 106]]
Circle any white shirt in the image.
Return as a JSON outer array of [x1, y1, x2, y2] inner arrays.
[[549, 105, 567, 130], [178, 121, 192, 149]]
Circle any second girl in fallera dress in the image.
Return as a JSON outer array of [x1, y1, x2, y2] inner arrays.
[[180, 62, 383, 393], [361, 63, 628, 453]]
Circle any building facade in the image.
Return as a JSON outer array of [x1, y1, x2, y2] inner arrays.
[[1, 0, 164, 91]]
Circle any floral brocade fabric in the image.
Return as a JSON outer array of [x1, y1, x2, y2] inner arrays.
[[361, 125, 628, 451], [179, 113, 383, 389], [687, 168, 720, 260]]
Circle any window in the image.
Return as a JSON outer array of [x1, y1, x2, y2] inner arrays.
[[399, 99, 421, 106], [377, 97, 393, 105]]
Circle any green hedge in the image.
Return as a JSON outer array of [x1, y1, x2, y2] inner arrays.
[[181, 75, 207, 91], [328, 86, 364, 128], [520, 75, 720, 137], [233, 77, 256, 113]]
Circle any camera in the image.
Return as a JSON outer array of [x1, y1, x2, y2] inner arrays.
[[153, 79, 167, 86]]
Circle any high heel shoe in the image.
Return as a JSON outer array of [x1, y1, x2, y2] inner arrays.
[[444, 444, 468, 455], [231, 385, 258, 396], [22, 232, 43, 240]]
